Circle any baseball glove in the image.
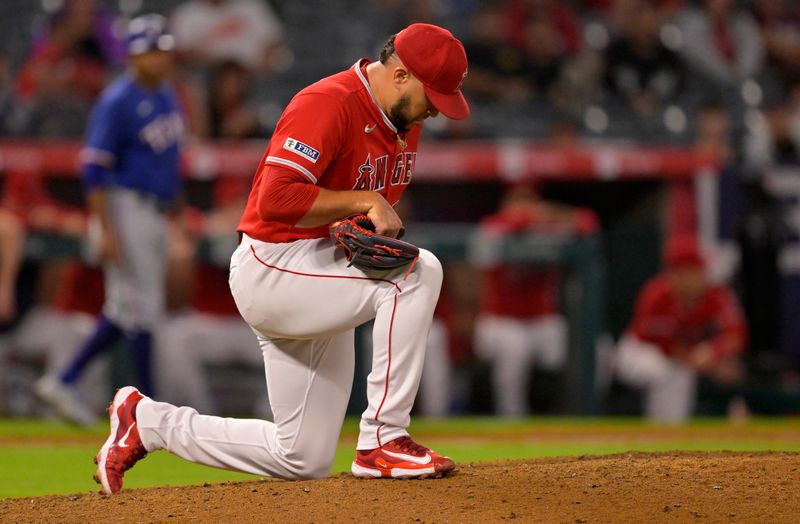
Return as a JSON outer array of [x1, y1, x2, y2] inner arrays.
[[329, 214, 419, 271]]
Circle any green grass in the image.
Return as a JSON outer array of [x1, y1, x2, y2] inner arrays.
[[1, 417, 798, 498]]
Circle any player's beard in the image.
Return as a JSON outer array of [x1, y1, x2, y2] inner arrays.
[[388, 95, 413, 132]]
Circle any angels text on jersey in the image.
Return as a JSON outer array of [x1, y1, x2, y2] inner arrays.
[[353, 152, 417, 191]]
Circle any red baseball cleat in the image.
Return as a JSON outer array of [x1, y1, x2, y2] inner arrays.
[[351, 436, 456, 478], [94, 386, 147, 494]]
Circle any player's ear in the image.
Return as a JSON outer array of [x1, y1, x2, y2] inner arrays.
[[391, 66, 410, 86]]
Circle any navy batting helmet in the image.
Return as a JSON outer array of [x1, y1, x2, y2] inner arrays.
[[127, 14, 175, 56]]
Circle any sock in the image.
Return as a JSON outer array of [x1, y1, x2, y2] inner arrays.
[[60, 315, 123, 384], [128, 330, 154, 397]]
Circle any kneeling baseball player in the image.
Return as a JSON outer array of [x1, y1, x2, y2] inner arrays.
[[94, 23, 470, 493]]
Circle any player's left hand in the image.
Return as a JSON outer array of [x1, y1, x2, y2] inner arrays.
[[686, 342, 716, 373]]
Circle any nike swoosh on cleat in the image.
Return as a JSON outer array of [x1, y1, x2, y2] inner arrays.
[[382, 449, 432, 465], [364, 124, 376, 133], [117, 422, 136, 449]]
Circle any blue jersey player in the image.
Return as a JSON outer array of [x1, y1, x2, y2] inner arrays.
[[35, 14, 184, 425]]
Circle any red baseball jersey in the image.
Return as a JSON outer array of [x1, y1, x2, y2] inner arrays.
[[629, 274, 747, 358], [238, 59, 422, 243], [191, 263, 240, 316], [481, 205, 597, 319], [480, 266, 561, 318]]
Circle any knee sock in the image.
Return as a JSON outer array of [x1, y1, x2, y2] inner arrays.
[[128, 330, 154, 397], [60, 315, 123, 384]]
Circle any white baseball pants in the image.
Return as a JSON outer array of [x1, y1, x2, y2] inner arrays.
[[474, 313, 567, 417], [614, 334, 697, 423], [156, 312, 264, 415], [360, 316, 453, 418], [137, 234, 442, 479], [89, 189, 168, 331]]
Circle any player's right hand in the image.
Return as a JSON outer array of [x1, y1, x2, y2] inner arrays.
[[366, 193, 403, 238]]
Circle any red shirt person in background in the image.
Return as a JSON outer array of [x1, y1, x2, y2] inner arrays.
[[615, 234, 747, 422], [473, 184, 598, 417]]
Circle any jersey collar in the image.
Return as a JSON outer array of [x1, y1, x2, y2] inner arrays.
[[353, 59, 398, 134]]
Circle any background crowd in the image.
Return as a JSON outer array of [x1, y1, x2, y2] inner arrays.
[[1, 0, 799, 423]]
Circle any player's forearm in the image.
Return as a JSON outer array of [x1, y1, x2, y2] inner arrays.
[[295, 188, 382, 228], [256, 169, 380, 227], [256, 165, 398, 233]]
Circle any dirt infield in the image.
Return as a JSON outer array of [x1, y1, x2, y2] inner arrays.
[[1, 451, 797, 523]]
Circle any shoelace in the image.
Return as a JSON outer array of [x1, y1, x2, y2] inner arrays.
[[393, 436, 429, 457]]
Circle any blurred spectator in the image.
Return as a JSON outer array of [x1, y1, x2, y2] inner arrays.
[[505, 0, 582, 55], [0, 169, 86, 324], [1, 171, 87, 234], [695, 100, 734, 161], [614, 234, 748, 422], [30, 0, 126, 67], [520, 10, 572, 101], [677, 0, 764, 89], [473, 184, 599, 417], [746, 88, 800, 169], [170, 0, 287, 74], [752, 0, 800, 85], [460, 5, 531, 103], [207, 60, 265, 139], [15, 2, 114, 136], [603, 0, 686, 114], [461, 2, 582, 106]]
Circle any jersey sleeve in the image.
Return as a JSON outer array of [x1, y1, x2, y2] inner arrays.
[[80, 95, 121, 189], [263, 91, 347, 185], [629, 278, 668, 342], [256, 164, 320, 225]]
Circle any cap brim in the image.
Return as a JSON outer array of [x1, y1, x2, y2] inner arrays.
[[424, 86, 470, 120]]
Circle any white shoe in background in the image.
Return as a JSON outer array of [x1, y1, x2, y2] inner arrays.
[[34, 375, 98, 427]]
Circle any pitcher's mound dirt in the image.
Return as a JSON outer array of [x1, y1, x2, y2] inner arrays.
[[1, 451, 797, 523]]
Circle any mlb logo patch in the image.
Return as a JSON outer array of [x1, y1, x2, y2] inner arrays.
[[283, 138, 320, 163]]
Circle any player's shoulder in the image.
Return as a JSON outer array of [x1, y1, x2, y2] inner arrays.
[[641, 274, 672, 299], [296, 63, 364, 105], [96, 74, 138, 108]]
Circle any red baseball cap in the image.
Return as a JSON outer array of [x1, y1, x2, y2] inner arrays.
[[664, 234, 705, 269], [393, 23, 470, 120]]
